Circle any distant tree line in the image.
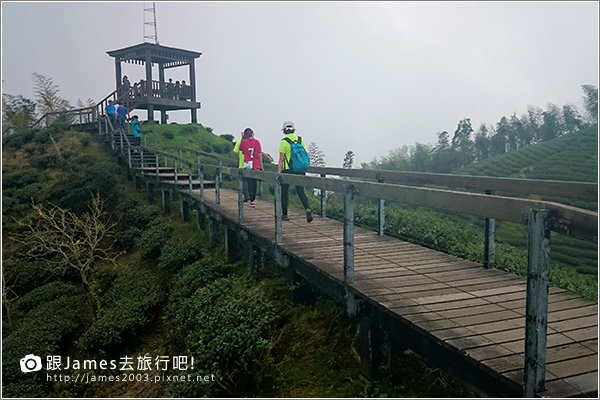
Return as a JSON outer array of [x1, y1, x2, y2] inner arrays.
[[2, 73, 87, 136], [361, 84, 598, 173]]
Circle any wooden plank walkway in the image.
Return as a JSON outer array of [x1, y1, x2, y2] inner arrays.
[[186, 187, 598, 397]]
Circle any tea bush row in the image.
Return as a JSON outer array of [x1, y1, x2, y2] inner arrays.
[[77, 269, 165, 357]]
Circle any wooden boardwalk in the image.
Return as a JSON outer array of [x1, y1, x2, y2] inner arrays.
[[176, 186, 599, 397]]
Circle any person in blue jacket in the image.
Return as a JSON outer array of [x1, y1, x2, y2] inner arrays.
[[131, 115, 143, 146]]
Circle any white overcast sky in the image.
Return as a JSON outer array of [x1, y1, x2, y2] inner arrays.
[[2, 1, 598, 167]]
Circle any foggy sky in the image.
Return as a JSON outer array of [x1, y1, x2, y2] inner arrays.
[[2, 1, 598, 167]]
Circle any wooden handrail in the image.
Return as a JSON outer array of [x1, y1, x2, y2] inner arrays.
[[136, 147, 597, 242], [307, 167, 598, 201]]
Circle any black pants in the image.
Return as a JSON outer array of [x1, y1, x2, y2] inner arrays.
[[247, 178, 257, 202], [281, 170, 309, 215]]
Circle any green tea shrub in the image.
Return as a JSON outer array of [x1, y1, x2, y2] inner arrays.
[[157, 236, 203, 273], [32, 154, 60, 170], [77, 270, 165, 357], [167, 276, 274, 397], [2, 130, 35, 150], [113, 226, 142, 250], [167, 256, 230, 300], [17, 281, 77, 312], [139, 220, 173, 258], [46, 158, 120, 214], [119, 202, 162, 230], [2, 260, 54, 297], [2, 170, 40, 190], [2, 295, 84, 392]]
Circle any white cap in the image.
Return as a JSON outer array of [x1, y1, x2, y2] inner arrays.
[[282, 121, 295, 131]]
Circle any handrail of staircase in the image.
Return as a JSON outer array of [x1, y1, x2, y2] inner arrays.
[[161, 145, 238, 167], [30, 107, 98, 130]]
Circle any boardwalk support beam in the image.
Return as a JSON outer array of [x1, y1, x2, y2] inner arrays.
[[181, 199, 190, 222], [225, 227, 240, 262], [146, 181, 155, 204], [360, 314, 391, 380], [523, 208, 550, 398], [196, 204, 206, 231], [162, 188, 171, 215]]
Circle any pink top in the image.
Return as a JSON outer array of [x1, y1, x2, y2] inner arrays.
[[239, 138, 262, 170]]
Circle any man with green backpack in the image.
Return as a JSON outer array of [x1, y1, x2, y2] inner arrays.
[[277, 121, 312, 223]]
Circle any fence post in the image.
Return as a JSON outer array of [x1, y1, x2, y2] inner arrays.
[[523, 208, 550, 398], [320, 173, 327, 218], [199, 166, 205, 203], [162, 188, 171, 215], [274, 175, 283, 244], [186, 162, 193, 195], [484, 190, 496, 268], [173, 157, 178, 184], [344, 183, 359, 316], [377, 179, 385, 236], [119, 130, 124, 155], [238, 169, 244, 224], [215, 165, 221, 212]]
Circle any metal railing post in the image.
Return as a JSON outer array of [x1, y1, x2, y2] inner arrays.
[[523, 208, 550, 397]]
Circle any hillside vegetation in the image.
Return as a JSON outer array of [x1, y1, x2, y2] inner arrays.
[[1, 126, 473, 398], [456, 124, 598, 183]]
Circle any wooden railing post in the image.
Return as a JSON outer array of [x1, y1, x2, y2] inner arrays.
[[274, 175, 283, 244], [188, 163, 193, 195], [344, 183, 359, 316], [378, 179, 385, 236], [523, 208, 550, 397], [238, 169, 244, 224], [215, 164, 221, 212], [199, 166, 205, 203], [320, 173, 327, 218], [173, 156, 178, 184], [378, 199, 385, 236], [484, 190, 496, 268]]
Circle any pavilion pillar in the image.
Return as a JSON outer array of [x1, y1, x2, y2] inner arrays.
[[189, 59, 198, 123], [115, 59, 122, 94], [145, 50, 154, 122]]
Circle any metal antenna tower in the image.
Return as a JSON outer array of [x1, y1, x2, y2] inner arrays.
[[143, 2, 159, 44]]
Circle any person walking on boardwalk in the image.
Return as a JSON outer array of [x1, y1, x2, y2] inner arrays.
[[277, 121, 312, 222], [233, 131, 250, 201], [238, 128, 266, 207]]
